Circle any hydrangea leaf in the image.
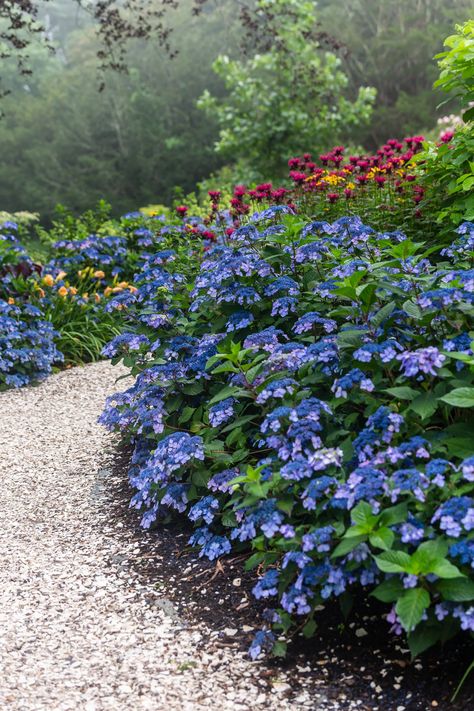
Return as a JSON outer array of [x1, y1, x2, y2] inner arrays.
[[440, 387, 474, 408], [374, 550, 412, 573], [396, 588, 430, 632]]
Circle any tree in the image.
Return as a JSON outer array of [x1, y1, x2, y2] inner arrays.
[[317, 0, 474, 147], [0, 0, 248, 96], [0, 0, 238, 218], [198, 0, 375, 176]]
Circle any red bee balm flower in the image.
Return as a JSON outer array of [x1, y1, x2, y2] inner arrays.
[[176, 205, 188, 216], [440, 131, 454, 143], [289, 171, 307, 184], [327, 193, 339, 203]]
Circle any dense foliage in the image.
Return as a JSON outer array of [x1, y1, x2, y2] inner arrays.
[[97, 203, 474, 659], [0, 0, 470, 217], [416, 21, 474, 232], [1, 18, 473, 668], [198, 0, 375, 176], [318, 0, 473, 148]]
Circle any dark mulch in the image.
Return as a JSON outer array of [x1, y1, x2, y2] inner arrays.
[[99, 443, 474, 711]]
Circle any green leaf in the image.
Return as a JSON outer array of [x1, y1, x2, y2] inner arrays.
[[302, 619, 317, 638], [437, 578, 474, 601], [181, 382, 204, 395], [378, 503, 408, 527], [430, 559, 465, 580], [344, 524, 372, 538], [409, 392, 438, 420], [440, 387, 474, 408], [331, 534, 367, 558], [350, 501, 376, 526], [407, 624, 441, 658], [403, 300, 423, 320], [208, 386, 250, 405], [410, 539, 449, 574], [211, 362, 239, 374], [369, 527, 395, 551], [371, 577, 405, 603], [370, 301, 396, 328], [272, 640, 287, 658], [339, 591, 354, 619], [178, 406, 195, 424], [384, 386, 419, 401], [246, 362, 264, 384], [374, 550, 412, 573], [396, 588, 430, 632], [442, 436, 474, 458]]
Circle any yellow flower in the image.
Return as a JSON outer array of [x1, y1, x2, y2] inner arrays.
[[58, 286, 68, 297], [56, 271, 67, 281], [111, 286, 123, 293], [42, 274, 54, 287], [69, 287, 78, 296], [95, 294, 101, 303], [103, 287, 112, 297], [118, 281, 128, 289], [347, 182, 356, 190], [8, 297, 15, 305], [128, 285, 138, 293], [93, 270, 105, 279], [82, 293, 89, 301], [37, 288, 45, 298]]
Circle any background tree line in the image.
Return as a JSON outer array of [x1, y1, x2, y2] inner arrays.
[[0, 0, 471, 221]]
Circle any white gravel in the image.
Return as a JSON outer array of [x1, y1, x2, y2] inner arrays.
[[0, 361, 319, 711]]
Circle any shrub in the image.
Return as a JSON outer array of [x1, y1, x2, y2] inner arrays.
[[415, 21, 474, 234], [100, 209, 474, 659], [0, 298, 62, 389]]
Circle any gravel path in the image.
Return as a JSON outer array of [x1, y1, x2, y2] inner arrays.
[[0, 362, 317, 711]]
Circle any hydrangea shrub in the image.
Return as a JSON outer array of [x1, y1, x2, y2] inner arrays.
[[0, 299, 62, 388], [100, 210, 474, 658]]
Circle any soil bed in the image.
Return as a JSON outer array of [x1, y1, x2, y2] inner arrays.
[[102, 444, 474, 711]]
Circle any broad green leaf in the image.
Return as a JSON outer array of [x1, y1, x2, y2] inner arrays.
[[410, 539, 449, 573], [302, 619, 317, 638], [371, 577, 405, 603], [369, 527, 395, 551], [331, 534, 367, 558], [181, 381, 204, 395], [407, 624, 441, 658], [384, 386, 419, 400], [403, 300, 423, 320], [442, 436, 474, 458], [374, 550, 412, 573], [409, 392, 438, 420], [208, 386, 251, 405], [272, 641, 287, 658], [430, 559, 465, 579], [211, 362, 239, 374], [370, 301, 396, 328], [378, 503, 408, 527], [350, 501, 377, 526], [440, 387, 474, 408], [436, 578, 474, 601], [178, 406, 195, 424], [396, 588, 430, 632], [339, 591, 354, 619], [345, 524, 373, 538]]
